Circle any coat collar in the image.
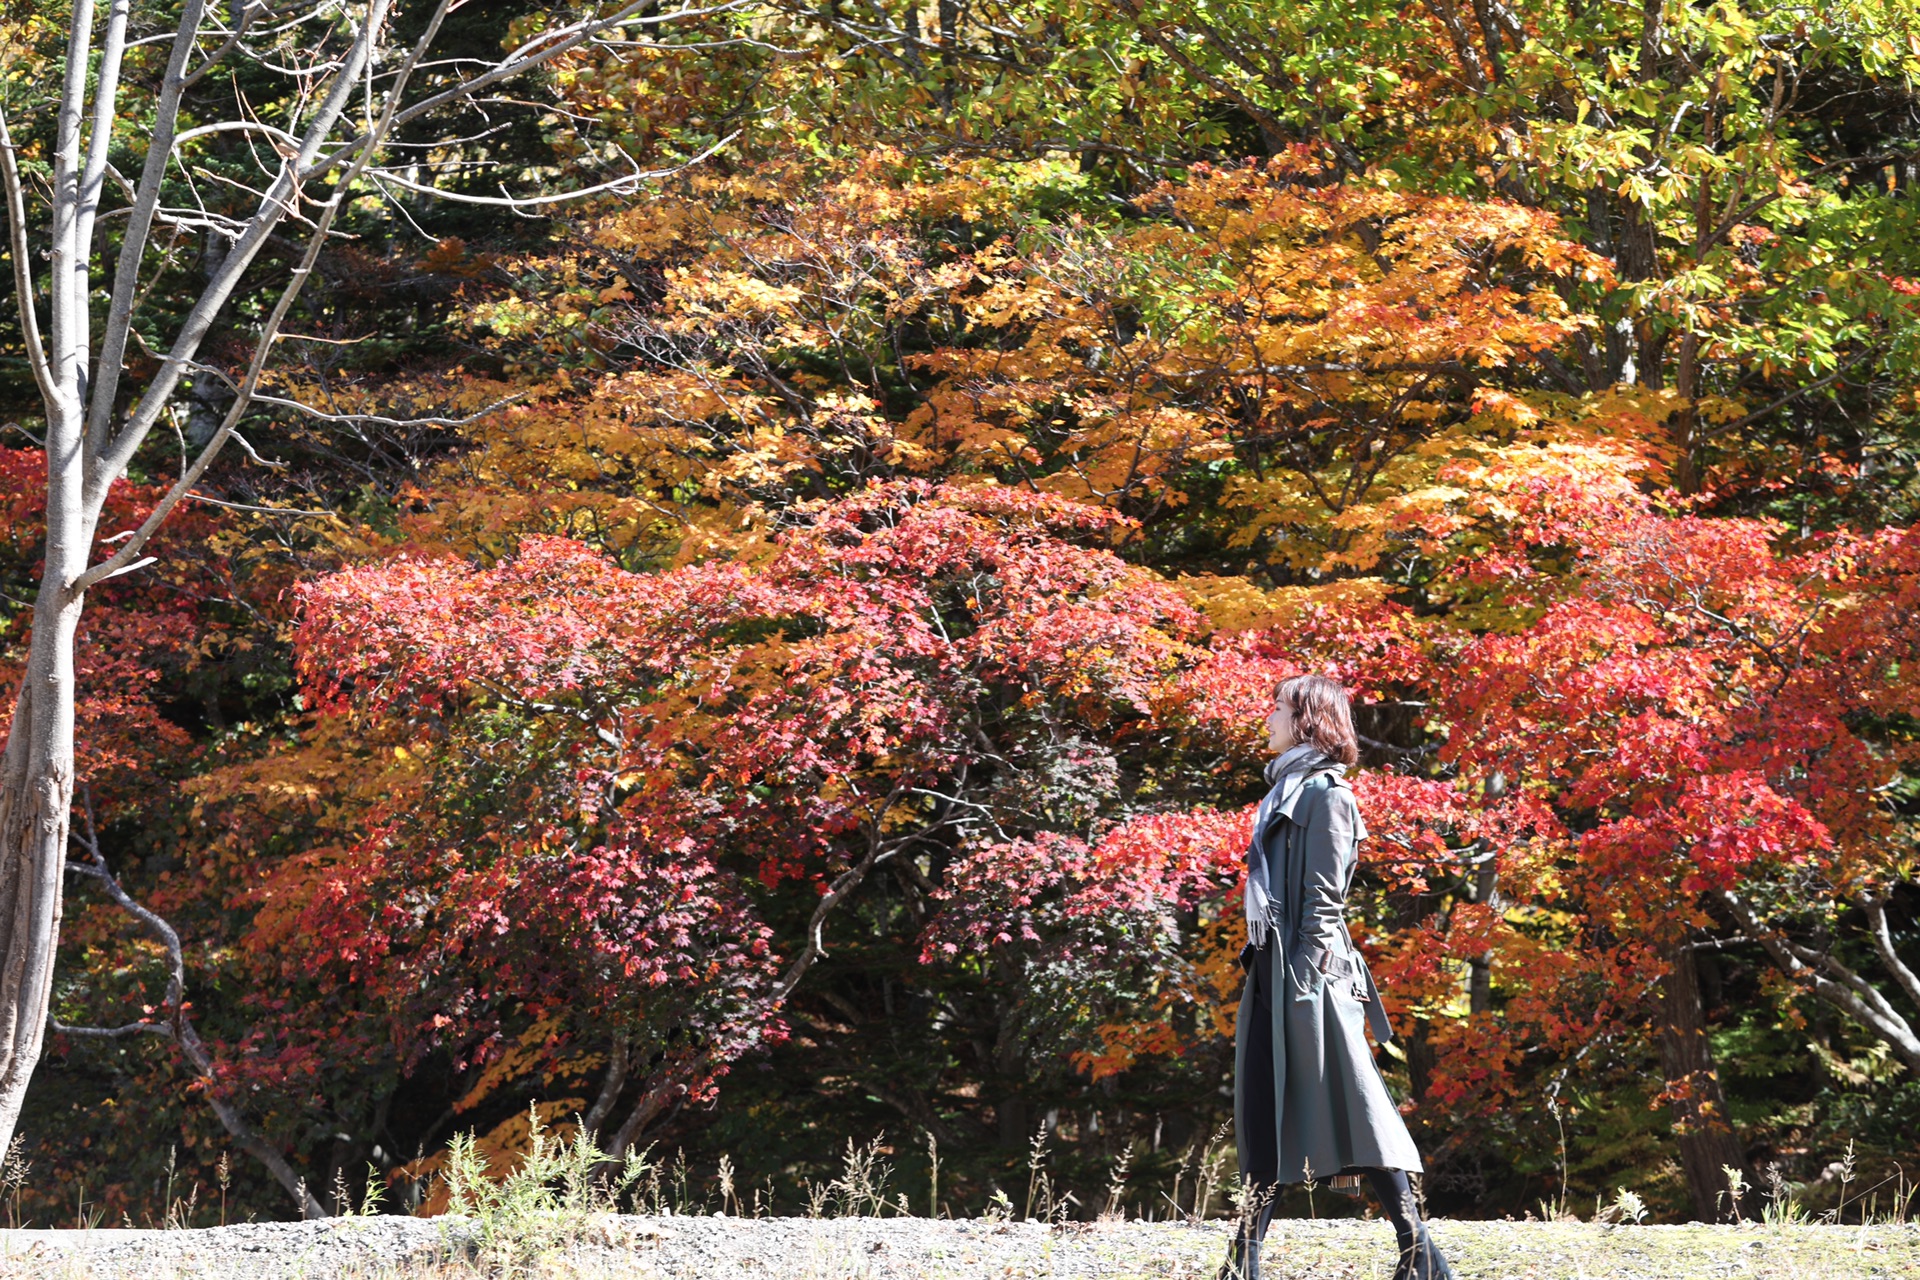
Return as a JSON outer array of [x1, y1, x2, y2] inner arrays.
[[1260, 744, 1337, 827], [1255, 750, 1367, 841]]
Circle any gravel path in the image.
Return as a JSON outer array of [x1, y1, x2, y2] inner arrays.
[[3, 1214, 1917, 1278]]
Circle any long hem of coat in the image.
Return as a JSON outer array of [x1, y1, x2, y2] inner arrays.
[[1234, 938, 1423, 1187]]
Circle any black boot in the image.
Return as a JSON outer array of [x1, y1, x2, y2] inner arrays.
[[1388, 1230, 1416, 1280], [1216, 1232, 1261, 1280], [1216, 1187, 1276, 1280], [1406, 1222, 1457, 1280], [1362, 1168, 1452, 1280]]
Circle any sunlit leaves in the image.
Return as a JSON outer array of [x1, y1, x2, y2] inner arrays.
[[287, 480, 1209, 1111]]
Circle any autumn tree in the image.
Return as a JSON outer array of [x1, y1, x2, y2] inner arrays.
[[1436, 495, 1920, 1215], [11, 0, 1920, 1226], [270, 483, 1221, 1160], [294, 137, 1920, 1216], [0, 0, 761, 1181]]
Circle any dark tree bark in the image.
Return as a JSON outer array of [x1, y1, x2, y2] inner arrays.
[[1404, 1018, 1437, 1104], [1658, 941, 1750, 1221]]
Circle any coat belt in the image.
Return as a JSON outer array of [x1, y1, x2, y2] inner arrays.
[[1296, 939, 1396, 1044]]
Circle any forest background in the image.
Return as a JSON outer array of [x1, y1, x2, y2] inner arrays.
[[3, 0, 1920, 1231]]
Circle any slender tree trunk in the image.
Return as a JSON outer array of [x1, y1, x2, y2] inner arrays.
[[179, 1020, 329, 1218], [582, 1035, 630, 1142], [1469, 854, 1500, 1016], [0, 593, 83, 1140], [1404, 1018, 1437, 1103], [1468, 956, 1493, 1015], [0, 375, 88, 1142], [0, 0, 97, 1150], [1670, 331, 1702, 494], [184, 232, 234, 449], [56, 820, 330, 1218], [1659, 941, 1750, 1221]]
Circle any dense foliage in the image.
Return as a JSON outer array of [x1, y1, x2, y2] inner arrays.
[[5, 0, 1920, 1226]]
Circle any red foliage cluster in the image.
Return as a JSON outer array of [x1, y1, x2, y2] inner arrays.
[[286, 481, 1208, 1114], [0, 448, 215, 797]]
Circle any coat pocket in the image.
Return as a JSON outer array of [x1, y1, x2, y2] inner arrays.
[[1296, 943, 1367, 1001]]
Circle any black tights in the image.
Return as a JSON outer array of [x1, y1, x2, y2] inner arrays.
[[1361, 1167, 1423, 1255], [1224, 1168, 1424, 1279]]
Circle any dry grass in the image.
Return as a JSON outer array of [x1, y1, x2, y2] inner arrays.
[[3, 1216, 1917, 1280], [6, 1119, 1915, 1278]]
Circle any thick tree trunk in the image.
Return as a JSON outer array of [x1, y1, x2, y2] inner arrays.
[[0, 597, 82, 1143], [1659, 942, 1750, 1221], [1404, 1018, 1437, 1104]]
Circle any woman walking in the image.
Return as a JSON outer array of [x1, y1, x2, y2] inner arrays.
[[1220, 674, 1456, 1280]]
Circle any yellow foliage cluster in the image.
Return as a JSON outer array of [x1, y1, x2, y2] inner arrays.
[[362, 152, 1681, 600]]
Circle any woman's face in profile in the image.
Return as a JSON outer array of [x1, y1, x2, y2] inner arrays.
[[1266, 697, 1296, 754]]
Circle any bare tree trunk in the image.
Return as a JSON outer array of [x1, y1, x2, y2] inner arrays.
[[0, 616, 80, 1135], [0, 397, 89, 1145], [1658, 941, 1750, 1221], [1404, 1018, 1437, 1103], [1467, 849, 1500, 1016], [180, 1025, 330, 1220], [605, 1073, 690, 1159], [1670, 330, 1702, 494], [184, 233, 235, 450], [582, 1036, 630, 1142]]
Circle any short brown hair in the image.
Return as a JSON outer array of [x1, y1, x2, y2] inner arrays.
[[1275, 674, 1360, 766]]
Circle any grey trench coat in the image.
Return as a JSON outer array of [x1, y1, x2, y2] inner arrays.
[[1233, 768, 1421, 1185]]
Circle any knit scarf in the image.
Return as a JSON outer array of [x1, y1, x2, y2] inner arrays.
[[1243, 742, 1339, 949]]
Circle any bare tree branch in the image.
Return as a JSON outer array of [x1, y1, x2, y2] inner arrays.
[[366, 129, 739, 209], [1861, 891, 1920, 1013], [1718, 888, 1920, 1075], [316, 0, 755, 172], [0, 108, 54, 404], [82, 0, 396, 521], [51, 795, 329, 1217], [772, 805, 907, 1004], [76, 0, 445, 592], [79, 0, 211, 461]]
